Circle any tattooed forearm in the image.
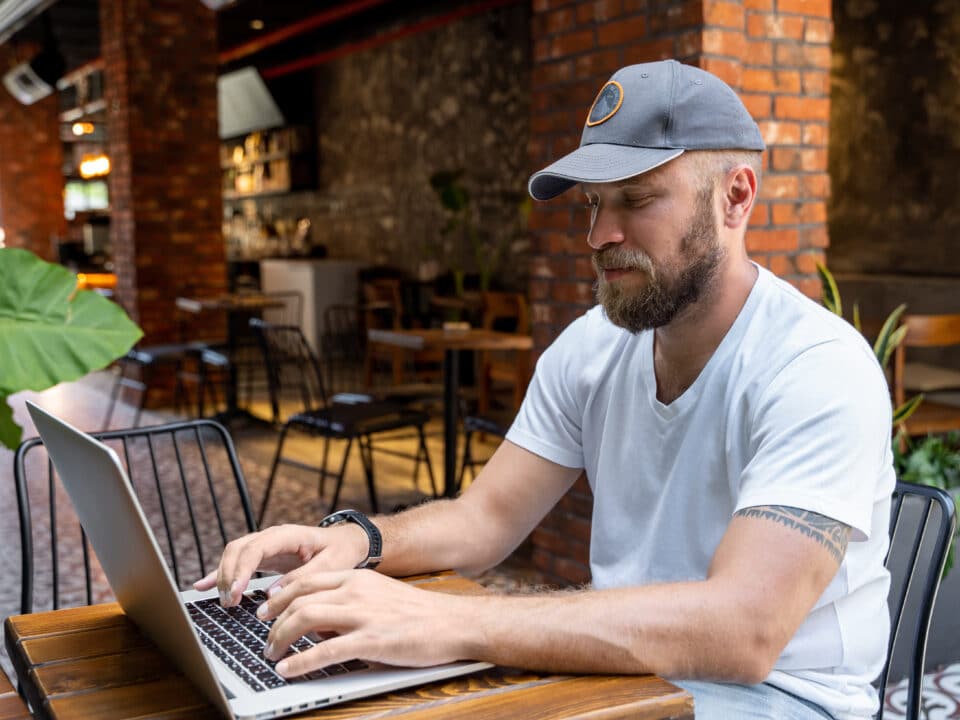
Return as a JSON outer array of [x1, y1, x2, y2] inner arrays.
[[735, 506, 850, 565]]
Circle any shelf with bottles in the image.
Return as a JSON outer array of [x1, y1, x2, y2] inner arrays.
[[221, 126, 315, 199]]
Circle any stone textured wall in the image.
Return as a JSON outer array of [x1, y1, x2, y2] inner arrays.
[[0, 45, 65, 259], [829, 0, 960, 279], [237, 4, 532, 291], [101, 0, 226, 343], [526, 0, 833, 586]]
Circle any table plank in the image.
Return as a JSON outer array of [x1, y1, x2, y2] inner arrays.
[[0, 671, 31, 720], [368, 328, 533, 352]]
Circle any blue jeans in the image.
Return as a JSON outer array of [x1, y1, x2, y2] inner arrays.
[[673, 680, 834, 719]]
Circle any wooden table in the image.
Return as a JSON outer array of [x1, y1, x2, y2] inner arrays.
[[368, 328, 534, 497], [0, 669, 31, 720], [4, 574, 694, 720]]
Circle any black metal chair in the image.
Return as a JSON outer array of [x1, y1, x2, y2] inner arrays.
[[14, 418, 257, 614], [457, 414, 510, 489], [252, 319, 436, 526], [878, 480, 957, 720]]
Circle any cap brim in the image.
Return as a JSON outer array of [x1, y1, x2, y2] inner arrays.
[[528, 144, 685, 200]]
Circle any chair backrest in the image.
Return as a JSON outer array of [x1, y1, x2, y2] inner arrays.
[[322, 304, 366, 396], [879, 480, 957, 719], [361, 278, 403, 330], [261, 290, 303, 328], [481, 291, 529, 334], [251, 319, 329, 419], [14, 418, 257, 615], [893, 314, 960, 406]]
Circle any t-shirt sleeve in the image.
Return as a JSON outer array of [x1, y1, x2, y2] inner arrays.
[[736, 339, 895, 541], [505, 315, 587, 469]]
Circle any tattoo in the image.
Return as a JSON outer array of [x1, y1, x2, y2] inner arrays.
[[735, 505, 850, 565]]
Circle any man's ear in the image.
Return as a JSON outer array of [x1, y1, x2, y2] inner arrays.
[[722, 166, 757, 230]]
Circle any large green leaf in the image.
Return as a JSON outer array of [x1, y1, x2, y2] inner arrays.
[[873, 303, 907, 370], [0, 394, 18, 449], [817, 263, 841, 317], [0, 248, 142, 448]]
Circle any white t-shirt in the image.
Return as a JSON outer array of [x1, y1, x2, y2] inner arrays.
[[507, 266, 895, 719]]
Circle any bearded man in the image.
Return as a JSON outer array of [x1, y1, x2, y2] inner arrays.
[[199, 60, 894, 720]]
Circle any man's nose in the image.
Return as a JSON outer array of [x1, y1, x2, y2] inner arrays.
[[586, 206, 625, 250]]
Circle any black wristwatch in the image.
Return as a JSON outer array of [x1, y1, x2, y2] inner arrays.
[[319, 509, 383, 570]]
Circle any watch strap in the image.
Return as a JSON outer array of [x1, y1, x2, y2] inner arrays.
[[319, 509, 383, 570]]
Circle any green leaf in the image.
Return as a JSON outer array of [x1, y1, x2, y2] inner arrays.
[[852, 302, 861, 333], [872, 303, 907, 370], [0, 394, 20, 450], [880, 325, 908, 369], [817, 263, 842, 317], [0, 249, 142, 449], [893, 394, 924, 424]]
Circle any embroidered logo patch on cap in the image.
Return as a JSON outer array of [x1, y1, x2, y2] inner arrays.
[[586, 80, 623, 127]]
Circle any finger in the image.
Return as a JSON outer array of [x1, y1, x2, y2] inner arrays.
[[220, 525, 314, 606], [275, 636, 359, 678], [266, 599, 356, 661], [216, 534, 259, 605], [257, 570, 353, 621], [193, 570, 218, 591]]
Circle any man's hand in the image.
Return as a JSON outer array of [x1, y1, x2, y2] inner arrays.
[[256, 570, 474, 677], [192, 523, 370, 606]]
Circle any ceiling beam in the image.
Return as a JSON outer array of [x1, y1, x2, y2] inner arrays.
[[217, 0, 394, 66], [261, 0, 521, 80]]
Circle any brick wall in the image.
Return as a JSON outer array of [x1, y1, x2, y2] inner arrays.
[[0, 46, 65, 259], [100, 0, 226, 347], [526, 0, 832, 585]]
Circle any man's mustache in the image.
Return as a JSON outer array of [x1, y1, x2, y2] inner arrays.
[[591, 247, 655, 274]]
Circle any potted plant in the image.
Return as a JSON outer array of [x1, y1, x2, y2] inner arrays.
[[0, 247, 142, 450]]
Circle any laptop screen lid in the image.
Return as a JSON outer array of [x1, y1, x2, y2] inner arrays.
[[25, 401, 235, 718]]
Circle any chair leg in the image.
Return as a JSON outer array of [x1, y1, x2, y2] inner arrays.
[[358, 435, 379, 514], [418, 427, 438, 497], [318, 436, 331, 497], [328, 438, 355, 514], [458, 427, 475, 489], [259, 424, 291, 526], [102, 362, 125, 431]]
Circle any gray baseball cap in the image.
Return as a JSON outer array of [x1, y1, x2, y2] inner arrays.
[[528, 60, 765, 201]]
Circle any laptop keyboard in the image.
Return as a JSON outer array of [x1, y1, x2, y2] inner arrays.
[[186, 589, 369, 692]]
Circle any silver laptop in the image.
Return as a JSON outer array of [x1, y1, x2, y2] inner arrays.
[[26, 401, 491, 720]]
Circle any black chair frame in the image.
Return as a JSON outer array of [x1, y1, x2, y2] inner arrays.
[[879, 480, 957, 720], [14, 418, 258, 615]]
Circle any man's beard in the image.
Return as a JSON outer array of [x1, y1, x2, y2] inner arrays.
[[592, 188, 725, 333]]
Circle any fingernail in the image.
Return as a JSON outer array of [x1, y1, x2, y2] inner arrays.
[[268, 583, 281, 598], [230, 580, 240, 600], [219, 590, 229, 605], [264, 642, 274, 658], [276, 660, 289, 676], [256, 602, 268, 619]]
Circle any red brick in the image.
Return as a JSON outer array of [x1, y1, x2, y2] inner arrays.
[[746, 228, 800, 252], [702, 28, 747, 57], [576, 0, 624, 24], [804, 17, 833, 43], [774, 96, 830, 121], [771, 202, 801, 225], [795, 250, 826, 274], [701, 57, 742, 87], [532, 60, 574, 86], [801, 173, 831, 199], [597, 16, 648, 46], [551, 28, 596, 56], [544, 7, 576, 34], [745, 0, 773, 8], [800, 148, 828, 171], [800, 69, 830, 95], [775, 43, 831, 68], [750, 252, 770, 268], [744, 39, 774, 65], [531, 301, 556, 325], [800, 225, 830, 248], [705, 0, 744, 28], [758, 120, 802, 145], [747, 13, 805, 39], [751, 203, 770, 226], [802, 123, 829, 146], [743, 69, 802, 94], [794, 277, 822, 299], [741, 92, 772, 119], [769, 254, 795, 276], [677, 30, 702, 58], [623, 37, 677, 64], [777, 0, 831, 18], [574, 48, 622, 79], [529, 207, 574, 232], [759, 174, 801, 200]]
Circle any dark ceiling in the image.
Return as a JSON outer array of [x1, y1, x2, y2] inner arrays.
[[11, 0, 480, 79]]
